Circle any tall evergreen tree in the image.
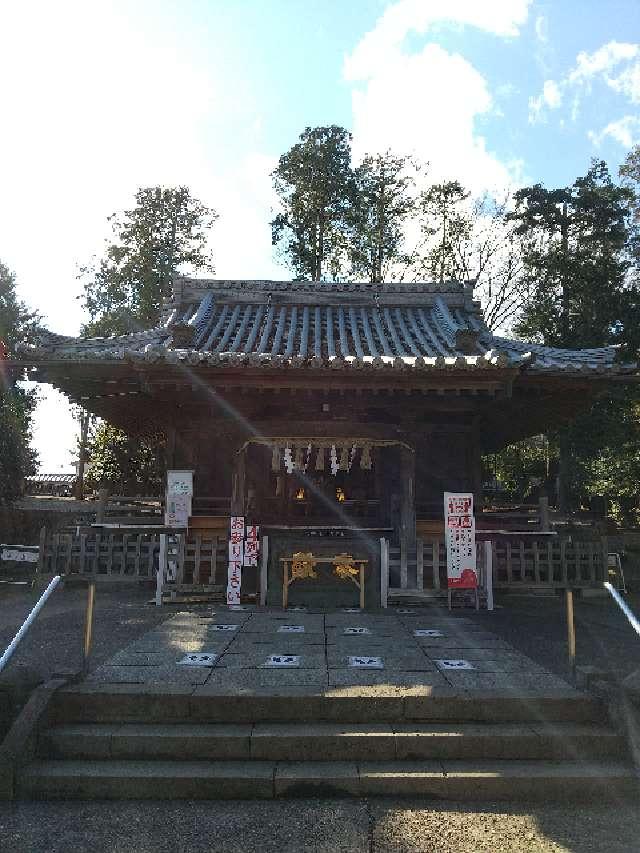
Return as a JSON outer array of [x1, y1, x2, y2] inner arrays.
[[80, 186, 217, 337], [0, 261, 39, 503], [510, 160, 632, 349], [506, 160, 635, 512], [271, 126, 355, 280], [348, 151, 418, 283]]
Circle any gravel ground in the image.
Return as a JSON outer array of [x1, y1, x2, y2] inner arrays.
[[463, 592, 640, 685], [0, 581, 171, 682], [1, 799, 639, 852], [2, 583, 638, 686], [2, 589, 640, 852]]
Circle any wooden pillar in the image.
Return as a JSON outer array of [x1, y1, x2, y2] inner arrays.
[[539, 496, 550, 532], [231, 446, 246, 516], [470, 419, 483, 511], [399, 446, 416, 551]]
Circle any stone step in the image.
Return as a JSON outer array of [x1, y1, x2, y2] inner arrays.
[[19, 759, 637, 801], [43, 721, 626, 762], [52, 685, 607, 725]]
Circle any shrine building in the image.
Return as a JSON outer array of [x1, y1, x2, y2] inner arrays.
[[20, 277, 637, 606]]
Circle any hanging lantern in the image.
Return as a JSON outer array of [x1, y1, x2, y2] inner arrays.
[[315, 444, 325, 471], [271, 444, 280, 473], [361, 444, 372, 470]]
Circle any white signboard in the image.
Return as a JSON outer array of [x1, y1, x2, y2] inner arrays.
[[1, 548, 38, 563], [165, 470, 193, 528], [444, 492, 477, 589]]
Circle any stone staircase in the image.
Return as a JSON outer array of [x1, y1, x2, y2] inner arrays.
[[17, 684, 638, 800]]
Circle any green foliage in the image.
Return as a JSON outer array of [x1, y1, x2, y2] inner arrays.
[[0, 261, 38, 504], [418, 181, 471, 283], [271, 126, 356, 281], [80, 186, 217, 337], [510, 160, 633, 349], [0, 261, 39, 352], [0, 388, 37, 505], [484, 436, 555, 503], [348, 151, 418, 282], [84, 421, 164, 496]]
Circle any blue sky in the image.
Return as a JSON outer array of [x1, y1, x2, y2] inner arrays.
[[1, 0, 639, 470]]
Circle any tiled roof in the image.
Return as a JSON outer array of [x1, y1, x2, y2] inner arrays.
[[23, 278, 635, 377]]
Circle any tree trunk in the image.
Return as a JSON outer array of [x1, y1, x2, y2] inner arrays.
[[315, 211, 324, 281], [557, 429, 572, 514]]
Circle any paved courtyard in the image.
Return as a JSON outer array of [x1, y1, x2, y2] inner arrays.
[[86, 605, 575, 696]]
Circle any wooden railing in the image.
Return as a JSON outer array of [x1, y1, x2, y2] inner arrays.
[[385, 533, 607, 598], [42, 529, 162, 578], [39, 527, 228, 587]]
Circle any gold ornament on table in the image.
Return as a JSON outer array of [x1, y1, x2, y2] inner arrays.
[[291, 552, 318, 580], [332, 553, 358, 580]]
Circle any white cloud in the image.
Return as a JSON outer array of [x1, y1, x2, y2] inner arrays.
[[345, 0, 531, 196], [345, 0, 531, 80], [568, 41, 639, 83], [534, 15, 548, 44], [608, 62, 640, 103], [589, 116, 640, 149], [0, 2, 281, 472], [528, 79, 563, 123], [529, 40, 640, 125]]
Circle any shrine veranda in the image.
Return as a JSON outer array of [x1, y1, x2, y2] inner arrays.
[[17, 277, 639, 605]]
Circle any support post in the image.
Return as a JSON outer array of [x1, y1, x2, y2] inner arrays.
[[260, 535, 269, 606], [37, 526, 47, 575], [539, 496, 550, 532], [231, 446, 246, 517], [380, 537, 389, 608], [399, 447, 416, 550], [156, 534, 167, 606], [82, 581, 95, 672], [484, 540, 494, 611], [566, 589, 576, 677], [96, 488, 109, 524]]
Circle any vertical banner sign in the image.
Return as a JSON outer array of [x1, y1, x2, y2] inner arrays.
[[165, 470, 193, 528], [444, 492, 477, 589], [244, 525, 260, 567], [227, 516, 245, 605]]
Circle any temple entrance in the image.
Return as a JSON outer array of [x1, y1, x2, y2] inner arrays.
[[243, 439, 409, 531]]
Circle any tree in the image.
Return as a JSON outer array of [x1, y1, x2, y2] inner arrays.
[[504, 161, 635, 512], [348, 151, 418, 283], [510, 160, 632, 349], [84, 421, 164, 497], [0, 261, 39, 503], [80, 186, 217, 337], [271, 126, 355, 281], [418, 181, 471, 283]]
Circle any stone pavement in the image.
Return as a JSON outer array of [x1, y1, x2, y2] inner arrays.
[[87, 605, 574, 695]]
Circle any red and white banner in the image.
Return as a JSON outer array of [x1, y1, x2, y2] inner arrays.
[[244, 524, 260, 567], [227, 516, 245, 604], [444, 492, 477, 589]]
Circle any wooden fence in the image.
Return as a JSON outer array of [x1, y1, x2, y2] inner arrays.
[[40, 528, 227, 586], [386, 533, 607, 600]]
